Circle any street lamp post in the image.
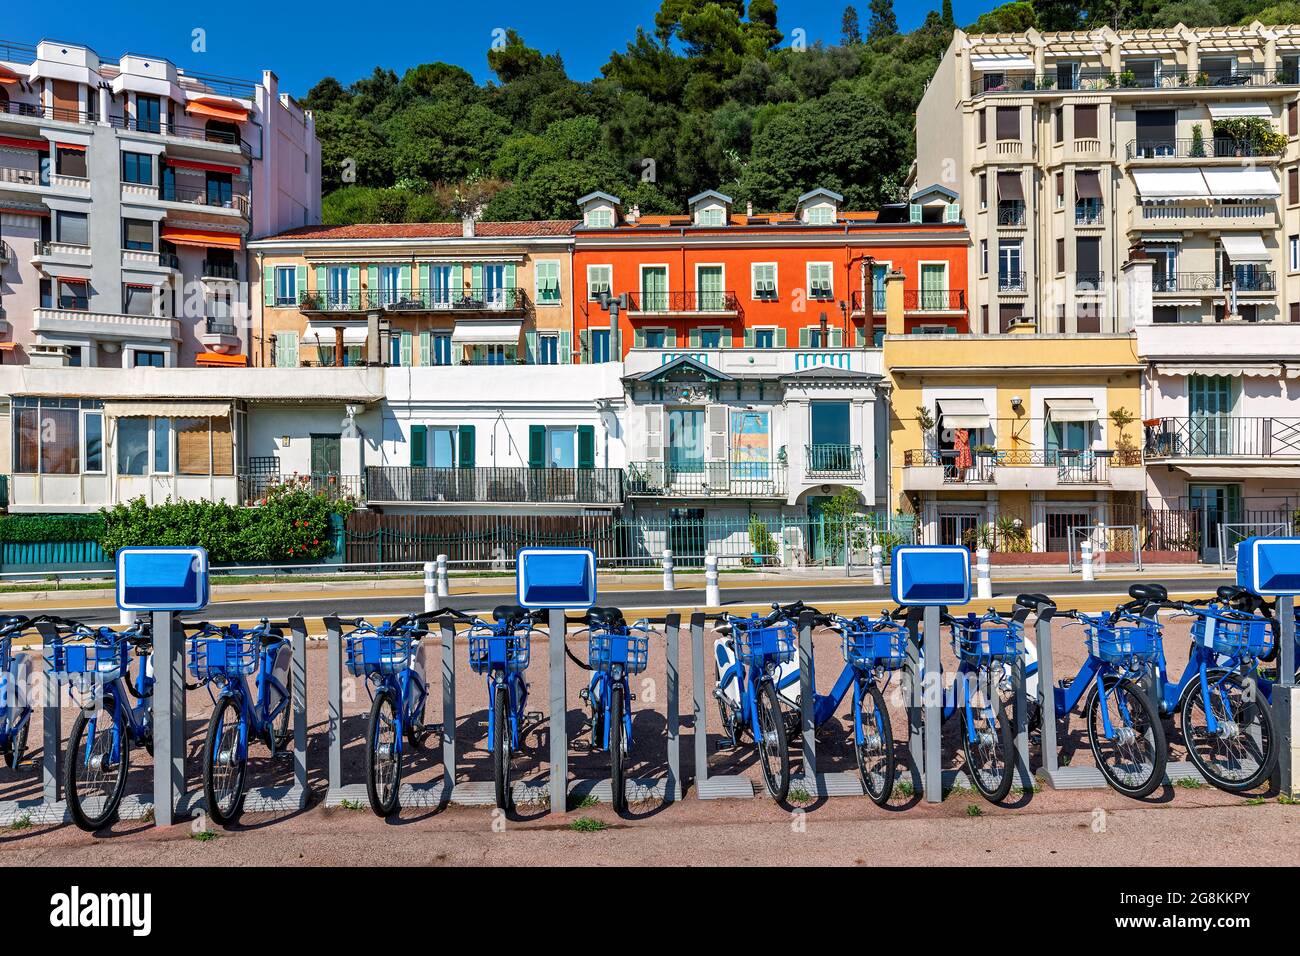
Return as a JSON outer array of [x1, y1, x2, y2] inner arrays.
[[597, 291, 629, 362]]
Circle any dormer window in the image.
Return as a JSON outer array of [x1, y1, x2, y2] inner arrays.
[[805, 205, 835, 225], [794, 187, 843, 224], [586, 207, 614, 228], [577, 191, 622, 229], [696, 206, 726, 226], [687, 190, 733, 227]]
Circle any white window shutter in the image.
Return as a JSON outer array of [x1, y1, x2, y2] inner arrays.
[[706, 404, 728, 462], [645, 404, 664, 461]]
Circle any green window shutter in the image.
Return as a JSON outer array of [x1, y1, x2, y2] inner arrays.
[[743, 327, 754, 347], [944, 202, 960, 223], [577, 425, 595, 469], [348, 266, 360, 298], [458, 425, 475, 468], [419, 263, 430, 292], [400, 331, 413, 367], [367, 265, 379, 297], [798, 327, 809, 347], [665, 328, 677, 348], [419, 331, 431, 366], [776, 327, 787, 347], [689, 328, 701, 347], [263, 265, 276, 306], [528, 425, 546, 469], [525, 330, 538, 363], [504, 262, 516, 292], [635, 328, 645, 348], [909, 204, 923, 223], [471, 263, 484, 293], [451, 264, 464, 295], [560, 330, 572, 363], [831, 328, 843, 347], [275, 331, 298, 368], [720, 329, 733, 348], [579, 329, 591, 363], [410, 425, 427, 467], [295, 265, 306, 303], [398, 264, 411, 295], [314, 266, 326, 294]]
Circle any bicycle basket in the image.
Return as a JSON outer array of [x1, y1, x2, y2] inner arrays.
[[841, 619, 907, 670], [468, 630, 530, 675], [1087, 621, 1159, 667], [953, 616, 1023, 666], [345, 631, 416, 678], [188, 636, 259, 680], [1192, 610, 1272, 659], [588, 629, 649, 675], [734, 623, 796, 667], [45, 638, 126, 693]]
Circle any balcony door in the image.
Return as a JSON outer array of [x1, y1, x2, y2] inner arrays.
[[641, 266, 668, 311], [1189, 483, 1242, 562], [1188, 374, 1234, 455], [310, 434, 341, 478], [666, 409, 704, 476], [697, 265, 724, 311], [919, 263, 946, 310], [376, 266, 400, 307], [483, 264, 506, 309], [810, 400, 852, 471]]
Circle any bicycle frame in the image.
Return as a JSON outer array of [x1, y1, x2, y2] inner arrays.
[[0, 631, 32, 751], [587, 670, 632, 751], [80, 640, 154, 774], [203, 631, 292, 762], [1030, 617, 1143, 742], [356, 624, 429, 763], [475, 620, 531, 757]]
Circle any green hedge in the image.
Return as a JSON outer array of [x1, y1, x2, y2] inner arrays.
[[0, 513, 106, 544]]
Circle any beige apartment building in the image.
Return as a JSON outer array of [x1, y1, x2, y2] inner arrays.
[[914, 23, 1300, 335]]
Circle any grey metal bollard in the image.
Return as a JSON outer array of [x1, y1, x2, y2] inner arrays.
[[151, 611, 184, 825], [36, 622, 62, 804], [424, 562, 439, 613], [324, 615, 344, 804], [548, 608, 567, 813], [797, 610, 816, 792], [1276, 595, 1297, 796], [436, 554, 450, 599], [440, 617, 457, 795], [1035, 606, 1060, 781], [662, 549, 675, 591], [922, 605, 942, 803], [1080, 538, 1095, 582], [905, 611, 924, 795], [705, 555, 721, 607], [871, 544, 883, 586], [664, 613, 681, 800], [690, 612, 708, 791], [287, 617, 309, 805]]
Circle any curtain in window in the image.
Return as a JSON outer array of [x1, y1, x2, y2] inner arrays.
[[117, 418, 150, 475], [40, 407, 80, 474]]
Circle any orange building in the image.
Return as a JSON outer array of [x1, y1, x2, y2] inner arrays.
[[571, 188, 970, 360]]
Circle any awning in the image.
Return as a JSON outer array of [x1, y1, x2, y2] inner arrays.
[[184, 96, 250, 123], [54, 142, 86, 152], [166, 158, 244, 176], [1075, 170, 1103, 199], [160, 227, 242, 250], [1207, 102, 1272, 119], [1132, 168, 1209, 199], [451, 320, 524, 346], [1219, 233, 1270, 262], [997, 171, 1024, 201], [195, 352, 249, 367], [1175, 464, 1300, 480], [970, 53, 1035, 70], [1155, 361, 1298, 378], [0, 135, 46, 151], [937, 398, 991, 430], [1202, 168, 1280, 200], [1045, 398, 1100, 422], [0, 342, 16, 351], [103, 401, 231, 419], [305, 323, 369, 345], [0, 64, 21, 85]]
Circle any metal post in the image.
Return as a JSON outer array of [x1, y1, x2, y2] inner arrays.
[[440, 618, 457, 795], [436, 554, 450, 599], [922, 605, 942, 803], [662, 549, 675, 591], [1277, 595, 1297, 797], [976, 547, 992, 600], [798, 611, 816, 791], [423, 562, 439, 613], [905, 611, 923, 793], [1035, 607, 1059, 777], [548, 608, 567, 813], [690, 612, 708, 790], [324, 616, 343, 801], [288, 616, 309, 802], [665, 613, 680, 800], [1080, 538, 1095, 582], [151, 610, 182, 825], [705, 554, 720, 607], [871, 544, 883, 586], [1097, 522, 1107, 574], [36, 622, 61, 804]]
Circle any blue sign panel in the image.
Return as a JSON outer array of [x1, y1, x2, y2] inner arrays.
[[116, 547, 209, 612], [1237, 537, 1300, 596], [891, 545, 971, 606], [516, 547, 597, 609]]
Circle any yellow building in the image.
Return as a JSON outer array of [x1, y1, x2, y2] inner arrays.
[[882, 274, 1144, 553], [246, 220, 577, 368]]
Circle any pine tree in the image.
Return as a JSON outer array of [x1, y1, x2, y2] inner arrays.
[[867, 0, 899, 41], [841, 5, 862, 45], [942, 0, 955, 27]]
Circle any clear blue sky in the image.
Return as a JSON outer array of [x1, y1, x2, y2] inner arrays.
[[5, 1, 989, 97]]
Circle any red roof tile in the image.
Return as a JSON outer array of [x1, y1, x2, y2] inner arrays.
[[260, 220, 579, 241]]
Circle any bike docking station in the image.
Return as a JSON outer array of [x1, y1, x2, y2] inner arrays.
[[788, 608, 866, 799], [691, 610, 755, 800], [1238, 537, 1300, 795], [0, 622, 63, 826]]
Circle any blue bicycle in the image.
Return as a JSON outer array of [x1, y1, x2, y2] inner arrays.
[[1022, 590, 1167, 798], [455, 605, 544, 810], [0, 616, 39, 770], [567, 606, 653, 813], [712, 606, 797, 801], [341, 611, 438, 816], [47, 618, 156, 831], [186, 619, 294, 825]]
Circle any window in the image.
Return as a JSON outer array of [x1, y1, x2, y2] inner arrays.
[[643, 328, 666, 348], [1291, 235, 1299, 272], [1074, 105, 1098, 140], [1292, 302, 1300, 323], [752, 263, 777, 299], [587, 265, 612, 301], [56, 211, 88, 246], [1053, 106, 1063, 143], [1056, 238, 1065, 274], [697, 265, 725, 310], [805, 205, 834, 225], [547, 427, 577, 468], [12, 398, 87, 475], [117, 418, 150, 475], [808, 263, 833, 300], [977, 109, 986, 145], [979, 239, 988, 275], [1200, 57, 1234, 83], [979, 173, 987, 208], [1290, 101, 1298, 138], [311, 434, 342, 475], [586, 207, 614, 228], [1056, 171, 1064, 207], [535, 260, 561, 305], [1153, 306, 1180, 324], [1291, 167, 1299, 207], [135, 95, 161, 134], [122, 218, 153, 251], [56, 278, 89, 310], [1125, 59, 1159, 87], [431, 333, 452, 366], [753, 328, 775, 349], [206, 173, 233, 209], [996, 106, 1020, 140], [134, 351, 165, 367], [84, 412, 103, 473], [122, 152, 152, 185], [590, 328, 611, 363], [538, 333, 559, 364], [696, 206, 725, 226], [153, 418, 171, 473], [175, 417, 233, 476], [123, 284, 154, 316], [275, 266, 297, 306], [327, 266, 351, 308], [429, 428, 457, 467], [698, 328, 722, 348], [56, 146, 87, 178], [640, 265, 668, 311], [998, 241, 1022, 288]]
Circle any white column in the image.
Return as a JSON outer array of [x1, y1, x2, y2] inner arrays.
[[705, 554, 721, 607]]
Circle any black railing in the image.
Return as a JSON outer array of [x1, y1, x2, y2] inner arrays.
[[1075, 272, 1105, 291], [997, 202, 1026, 226], [158, 252, 181, 270], [627, 291, 740, 313], [366, 466, 624, 505], [202, 260, 239, 280], [1152, 272, 1221, 293], [1234, 270, 1277, 292], [1075, 201, 1104, 225], [299, 287, 528, 313], [850, 289, 887, 314], [1126, 137, 1284, 160], [0, 99, 91, 124], [204, 317, 238, 336], [998, 271, 1028, 293], [242, 473, 364, 505], [626, 461, 787, 497], [161, 184, 250, 215], [1144, 417, 1300, 459], [903, 288, 966, 312], [804, 443, 863, 478], [906, 447, 1141, 483], [973, 67, 1299, 98], [107, 114, 251, 156]]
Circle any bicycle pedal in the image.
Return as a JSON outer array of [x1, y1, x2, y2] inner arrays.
[[1059, 677, 1074, 689]]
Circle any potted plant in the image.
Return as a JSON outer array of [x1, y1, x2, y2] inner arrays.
[[915, 405, 936, 431], [974, 444, 998, 457], [1190, 123, 1206, 157], [1119, 70, 1136, 87]]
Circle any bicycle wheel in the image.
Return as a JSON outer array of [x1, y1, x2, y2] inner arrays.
[[3, 716, 28, 770], [271, 681, 293, 753], [203, 696, 248, 826], [493, 683, 511, 810], [1085, 677, 1166, 799], [405, 677, 429, 750], [755, 680, 790, 802], [365, 688, 402, 817], [960, 667, 1016, 803], [1181, 671, 1276, 793], [609, 682, 627, 813], [65, 693, 130, 832], [854, 680, 895, 806]]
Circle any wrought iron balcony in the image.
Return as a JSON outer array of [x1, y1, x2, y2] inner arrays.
[[803, 443, 863, 479], [1152, 272, 1222, 293], [998, 271, 1028, 293], [972, 67, 1298, 98], [903, 288, 966, 312], [1075, 272, 1105, 292], [204, 317, 238, 336], [997, 202, 1026, 227], [626, 290, 740, 314], [365, 466, 624, 505], [107, 114, 252, 156], [298, 287, 527, 313], [1144, 417, 1300, 459], [626, 461, 787, 498], [202, 260, 239, 280], [161, 184, 250, 217], [1126, 138, 1283, 161], [241, 472, 364, 505], [905, 447, 1141, 483], [849, 289, 887, 314]]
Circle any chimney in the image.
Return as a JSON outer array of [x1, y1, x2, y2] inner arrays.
[[462, 217, 475, 238], [628, 203, 640, 223]]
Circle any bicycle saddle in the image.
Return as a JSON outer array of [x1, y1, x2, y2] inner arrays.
[[1216, 585, 1248, 604], [1127, 582, 1168, 604], [586, 606, 626, 630], [492, 605, 531, 630], [1016, 593, 1054, 611]]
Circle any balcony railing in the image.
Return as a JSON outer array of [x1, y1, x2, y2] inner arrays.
[[241, 473, 364, 505], [1144, 417, 1300, 458], [161, 184, 250, 217], [998, 271, 1028, 293], [804, 443, 863, 479], [627, 290, 740, 314], [299, 287, 528, 313], [849, 289, 887, 314], [202, 260, 239, 280], [204, 317, 238, 336], [107, 114, 252, 156], [903, 288, 966, 312], [1075, 202, 1104, 225], [1232, 270, 1277, 292], [972, 67, 1299, 98], [1075, 272, 1105, 291], [1138, 203, 1273, 223], [626, 461, 787, 498], [1126, 138, 1283, 161], [905, 448, 1141, 483], [997, 202, 1026, 226], [1152, 272, 1222, 293], [0, 99, 92, 124], [366, 466, 624, 505]]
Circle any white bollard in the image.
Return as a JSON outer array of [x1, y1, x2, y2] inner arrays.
[[662, 549, 675, 591], [436, 553, 450, 599], [423, 561, 439, 613], [705, 554, 721, 607], [120, 608, 135, 628], [976, 547, 992, 600], [871, 544, 884, 586], [1080, 538, 1095, 582]]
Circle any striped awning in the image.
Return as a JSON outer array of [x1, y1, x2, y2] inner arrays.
[[103, 401, 231, 418]]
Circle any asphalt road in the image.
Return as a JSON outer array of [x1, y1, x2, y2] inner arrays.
[[23, 574, 1233, 625]]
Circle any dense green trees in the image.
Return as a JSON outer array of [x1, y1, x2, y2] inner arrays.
[[310, 0, 1291, 226]]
